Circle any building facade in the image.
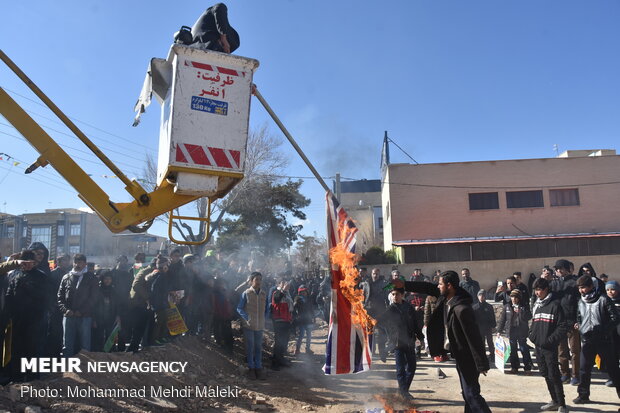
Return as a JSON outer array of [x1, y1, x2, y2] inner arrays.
[[335, 179, 383, 254], [0, 208, 166, 265], [382, 150, 620, 286]]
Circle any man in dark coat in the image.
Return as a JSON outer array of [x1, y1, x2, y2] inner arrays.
[[377, 286, 423, 400], [529, 277, 568, 412], [394, 271, 491, 412], [459, 268, 481, 300], [190, 3, 239, 53], [472, 289, 496, 357], [58, 254, 99, 356], [4, 250, 50, 382]]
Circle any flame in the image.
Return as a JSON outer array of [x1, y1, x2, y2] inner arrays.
[[372, 394, 439, 413], [329, 218, 376, 332]]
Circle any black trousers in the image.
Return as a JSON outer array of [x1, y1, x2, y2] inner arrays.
[[577, 336, 620, 399], [272, 321, 291, 366], [535, 346, 565, 405], [126, 307, 150, 352]]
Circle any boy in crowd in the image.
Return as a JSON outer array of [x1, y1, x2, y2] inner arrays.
[[377, 286, 423, 400], [529, 278, 568, 413], [237, 272, 269, 380], [573, 275, 620, 404], [497, 289, 532, 374], [473, 289, 496, 358]]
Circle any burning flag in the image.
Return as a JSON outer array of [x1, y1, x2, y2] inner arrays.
[[323, 192, 374, 374]]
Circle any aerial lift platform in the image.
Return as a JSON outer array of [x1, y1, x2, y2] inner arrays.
[[0, 46, 259, 245]]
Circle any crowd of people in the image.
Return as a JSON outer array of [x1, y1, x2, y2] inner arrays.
[[0, 242, 329, 384], [2, 241, 619, 412], [361, 262, 620, 412]]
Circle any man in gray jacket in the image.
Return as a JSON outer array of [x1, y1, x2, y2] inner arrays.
[[573, 275, 620, 404]]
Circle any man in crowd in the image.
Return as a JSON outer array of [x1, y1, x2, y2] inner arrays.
[[377, 286, 423, 401], [497, 289, 532, 374], [495, 276, 519, 306], [473, 289, 496, 359], [395, 271, 491, 412], [529, 277, 568, 413], [573, 275, 620, 404], [237, 272, 269, 380], [109, 255, 132, 351], [552, 259, 581, 385], [270, 278, 293, 370], [362, 268, 388, 361], [58, 254, 98, 356], [459, 268, 481, 300], [46, 254, 72, 357], [4, 250, 50, 382]]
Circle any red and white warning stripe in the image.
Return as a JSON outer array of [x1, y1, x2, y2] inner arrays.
[[185, 60, 245, 77], [175, 143, 241, 170]]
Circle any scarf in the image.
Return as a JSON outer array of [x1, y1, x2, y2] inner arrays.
[[581, 290, 598, 304], [533, 292, 552, 314]]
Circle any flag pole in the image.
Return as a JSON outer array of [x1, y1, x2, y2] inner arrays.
[[253, 87, 331, 194]]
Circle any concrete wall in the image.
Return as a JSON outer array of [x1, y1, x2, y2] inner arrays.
[[385, 155, 620, 244]]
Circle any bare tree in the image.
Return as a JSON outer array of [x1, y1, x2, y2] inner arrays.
[[142, 124, 288, 253]]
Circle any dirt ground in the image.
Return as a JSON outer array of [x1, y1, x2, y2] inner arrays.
[[0, 321, 618, 413]]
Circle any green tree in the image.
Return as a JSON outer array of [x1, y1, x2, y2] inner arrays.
[[216, 178, 310, 256]]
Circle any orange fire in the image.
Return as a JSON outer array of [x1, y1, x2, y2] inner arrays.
[[373, 394, 438, 413], [329, 218, 376, 332]]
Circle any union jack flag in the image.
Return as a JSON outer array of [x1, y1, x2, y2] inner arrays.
[[323, 193, 372, 374]]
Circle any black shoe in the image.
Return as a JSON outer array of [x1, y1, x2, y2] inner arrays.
[[399, 391, 414, 401], [572, 395, 590, 404], [540, 401, 560, 411]]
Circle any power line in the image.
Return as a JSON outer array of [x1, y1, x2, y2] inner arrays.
[[0, 128, 145, 177], [2, 86, 155, 152], [387, 137, 419, 165], [0, 162, 76, 193]]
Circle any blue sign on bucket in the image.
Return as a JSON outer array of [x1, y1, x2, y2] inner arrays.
[[191, 96, 228, 116]]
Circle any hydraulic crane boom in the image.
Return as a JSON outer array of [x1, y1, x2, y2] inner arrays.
[[0, 47, 258, 244]]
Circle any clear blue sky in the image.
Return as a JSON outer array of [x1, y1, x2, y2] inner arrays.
[[1, 1, 619, 241]]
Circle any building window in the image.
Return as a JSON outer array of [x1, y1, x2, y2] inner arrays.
[[23, 226, 28, 237], [70, 224, 81, 236], [469, 192, 499, 210], [550, 188, 580, 207], [506, 190, 544, 208], [56, 246, 64, 255], [3, 226, 14, 238], [378, 217, 383, 230], [69, 245, 80, 254], [31, 226, 52, 248], [57, 224, 65, 237]]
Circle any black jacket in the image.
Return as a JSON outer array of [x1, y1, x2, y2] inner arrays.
[[528, 293, 567, 349], [551, 275, 579, 323], [378, 301, 423, 349], [57, 271, 99, 317], [5, 268, 49, 323], [405, 281, 489, 383], [498, 303, 531, 338], [576, 291, 619, 341], [190, 3, 240, 52], [472, 301, 496, 335]]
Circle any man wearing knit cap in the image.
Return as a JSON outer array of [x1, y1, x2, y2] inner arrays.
[[377, 285, 423, 401], [497, 289, 532, 374]]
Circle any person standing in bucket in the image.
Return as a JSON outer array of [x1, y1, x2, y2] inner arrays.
[[177, 3, 240, 53]]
